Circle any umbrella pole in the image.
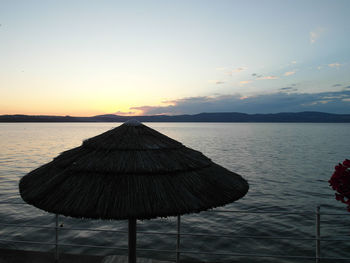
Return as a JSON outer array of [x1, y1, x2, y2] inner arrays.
[[128, 218, 137, 263]]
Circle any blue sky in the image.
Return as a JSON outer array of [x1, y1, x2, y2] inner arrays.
[[1, 0, 350, 115]]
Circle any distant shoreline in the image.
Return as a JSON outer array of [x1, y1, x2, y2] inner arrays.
[[1, 111, 350, 123]]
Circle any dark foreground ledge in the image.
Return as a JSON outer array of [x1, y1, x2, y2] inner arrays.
[[0, 249, 177, 263]]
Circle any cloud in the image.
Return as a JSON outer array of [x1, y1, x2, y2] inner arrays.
[[280, 87, 298, 92], [291, 61, 297, 64], [322, 95, 348, 99], [232, 67, 246, 73], [258, 76, 278, 80], [310, 27, 326, 43], [252, 73, 262, 78], [114, 110, 137, 116], [310, 100, 331, 105], [239, 80, 252, 85], [252, 73, 278, 80], [131, 90, 350, 115], [226, 67, 247, 75], [280, 87, 293, 90], [332, 84, 342, 87], [216, 81, 225, 85], [328, 62, 341, 68], [130, 105, 178, 115], [284, 71, 296, 76]]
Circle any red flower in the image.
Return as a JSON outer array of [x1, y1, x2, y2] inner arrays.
[[343, 159, 350, 167], [335, 193, 344, 202], [329, 159, 350, 212]]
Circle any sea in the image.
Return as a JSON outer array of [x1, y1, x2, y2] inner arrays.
[[0, 122, 349, 263]]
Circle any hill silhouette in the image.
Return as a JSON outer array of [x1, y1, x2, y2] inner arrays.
[[1, 112, 350, 122]]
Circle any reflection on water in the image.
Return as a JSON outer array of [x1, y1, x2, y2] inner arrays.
[[0, 123, 350, 262]]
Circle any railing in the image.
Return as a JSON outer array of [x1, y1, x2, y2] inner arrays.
[[0, 202, 349, 262]]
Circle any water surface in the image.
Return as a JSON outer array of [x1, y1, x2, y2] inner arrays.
[[0, 123, 349, 262]]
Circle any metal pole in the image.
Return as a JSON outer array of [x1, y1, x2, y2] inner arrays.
[[55, 214, 59, 262], [128, 219, 137, 263], [316, 206, 320, 263], [176, 215, 181, 263]]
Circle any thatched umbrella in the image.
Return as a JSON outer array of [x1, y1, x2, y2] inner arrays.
[[19, 120, 249, 263]]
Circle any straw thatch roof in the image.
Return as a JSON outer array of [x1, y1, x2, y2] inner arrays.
[[19, 120, 248, 220]]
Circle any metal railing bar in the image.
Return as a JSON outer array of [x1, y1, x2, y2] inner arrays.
[[0, 223, 129, 234], [316, 206, 320, 263], [0, 222, 333, 241], [0, 239, 55, 246], [319, 238, 350, 241], [0, 223, 54, 229], [176, 215, 180, 263], [137, 230, 313, 240], [62, 228, 350, 241], [0, 221, 317, 241], [60, 227, 128, 234], [319, 257, 350, 260], [319, 213, 350, 216], [178, 232, 316, 241], [0, 239, 176, 254], [0, 202, 26, 205], [178, 250, 350, 260], [136, 230, 177, 235], [58, 243, 128, 250], [1, 222, 349, 242], [59, 244, 174, 254], [209, 210, 314, 215], [133, 248, 176, 253], [55, 214, 58, 261], [207, 210, 350, 216], [60, 227, 181, 237], [177, 250, 316, 259], [0, 239, 127, 251]]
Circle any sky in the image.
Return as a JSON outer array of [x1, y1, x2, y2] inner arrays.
[[1, 0, 350, 116]]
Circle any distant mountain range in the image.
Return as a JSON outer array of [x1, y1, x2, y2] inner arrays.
[[1, 112, 350, 122]]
